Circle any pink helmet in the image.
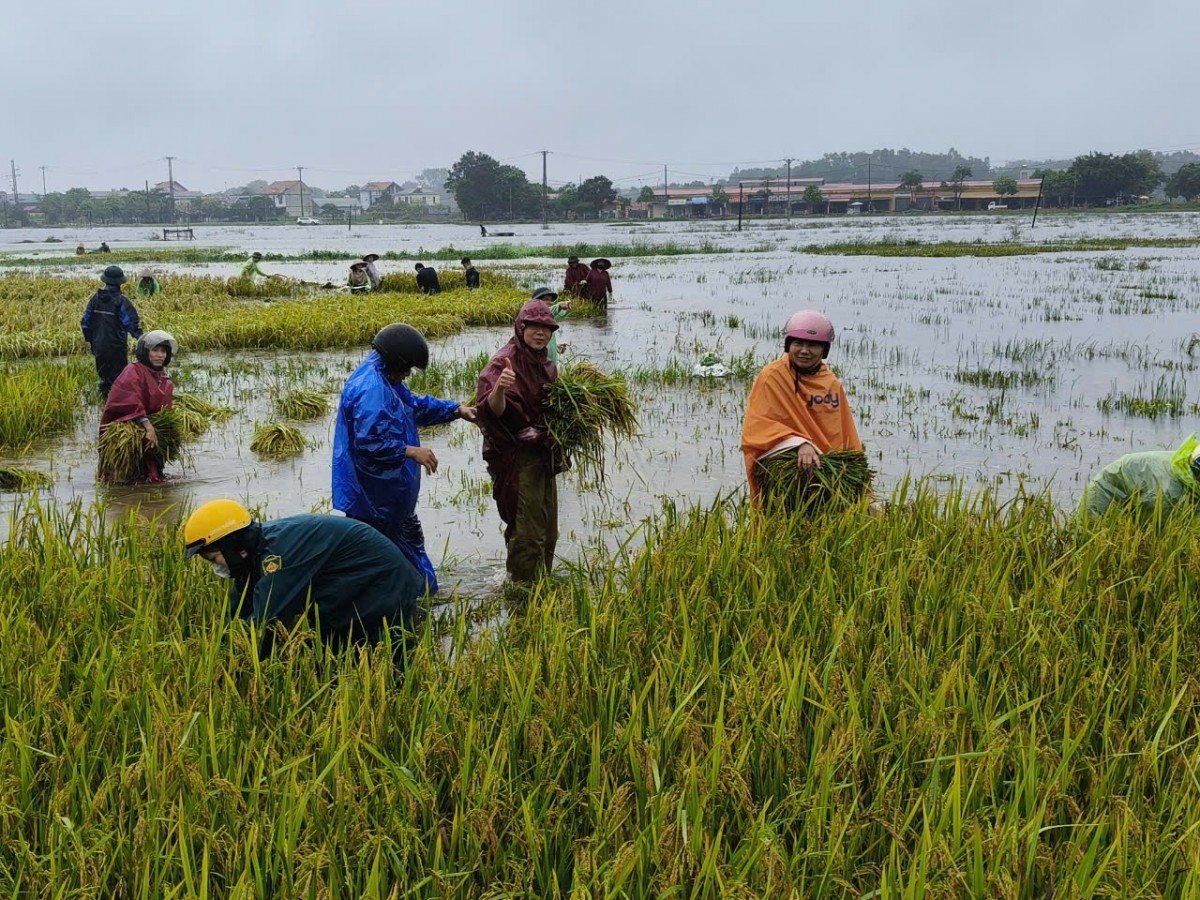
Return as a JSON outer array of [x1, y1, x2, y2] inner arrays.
[[784, 310, 835, 348]]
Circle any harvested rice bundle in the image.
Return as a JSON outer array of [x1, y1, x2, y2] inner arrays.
[[174, 392, 234, 422], [97, 409, 194, 483], [250, 422, 308, 459], [0, 465, 51, 491], [754, 447, 874, 514], [544, 362, 638, 481], [273, 389, 329, 421]]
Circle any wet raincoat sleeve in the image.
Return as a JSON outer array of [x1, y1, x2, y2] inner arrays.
[[100, 364, 174, 426], [119, 296, 143, 339], [401, 384, 461, 428], [80, 296, 96, 343]]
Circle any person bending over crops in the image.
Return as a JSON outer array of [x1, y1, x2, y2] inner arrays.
[[135, 268, 161, 297], [241, 252, 274, 283], [348, 261, 371, 293], [80, 265, 144, 396], [414, 262, 441, 295], [741, 310, 862, 501], [333, 324, 477, 594], [474, 300, 563, 583], [184, 499, 424, 659], [1078, 435, 1200, 520], [99, 330, 177, 483]]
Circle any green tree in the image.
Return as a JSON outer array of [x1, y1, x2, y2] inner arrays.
[[637, 186, 656, 203], [1067, 151, 1163, 205], [899, 170, 923, 205], [993, 176, 1019, 200], [802, 184, 825, 213], [1034, 169, 1076, 207], [1165, 163, 1200, 201], [948, 165, 972, 210], [575, 176, 617, 218], [710, 185, 729, 214], [446, 152, 540, 220]]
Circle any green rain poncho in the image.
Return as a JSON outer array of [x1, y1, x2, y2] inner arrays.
[[1079, 434, 1200, 519]]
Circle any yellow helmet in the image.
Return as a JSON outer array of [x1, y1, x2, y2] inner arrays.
[[184, 499, 252, 558]]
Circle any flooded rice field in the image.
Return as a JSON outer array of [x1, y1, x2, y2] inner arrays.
[[4, 214, 1200, 594]]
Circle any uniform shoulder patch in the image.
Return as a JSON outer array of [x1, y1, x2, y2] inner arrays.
[[262, 554, 283, 575]]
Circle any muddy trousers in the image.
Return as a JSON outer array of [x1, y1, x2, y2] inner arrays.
[[92, 350, 127, 396], [493, 450, 559, 582]]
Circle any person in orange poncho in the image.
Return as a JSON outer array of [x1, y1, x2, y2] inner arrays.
[[741, 309, 861, 500]]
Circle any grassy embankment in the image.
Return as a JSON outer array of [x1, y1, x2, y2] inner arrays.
[[799, 235, 1200, 258], [0, 240, 773, 269], [0, 270, 534, 451], [2, 488, 1200, 894]]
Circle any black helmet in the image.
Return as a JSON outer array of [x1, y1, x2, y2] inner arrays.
[[100, 265, 127, 286], [372, 323, 429, 371]]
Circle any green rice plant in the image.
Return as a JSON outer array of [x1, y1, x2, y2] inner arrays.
[[272, 388, 329, 420], [544, 362, 638, 481], [1097, 375, 1195, 418], [250, 421, 308, 458], [172, 391, 234, 421], [0, 357, 93, 450], [96, 408, 197, 482], [0, 464, 50, 491], [754, 446, 874, 513]]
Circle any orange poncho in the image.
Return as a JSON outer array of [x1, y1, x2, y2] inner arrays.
[[740, 357, 862, 496]]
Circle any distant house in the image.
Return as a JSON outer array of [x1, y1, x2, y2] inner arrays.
[[318, 197, 362, 214], [396, 186, 441, 206], [358, 181, 402, 210], [263, 180, 314, 217], [153, 180, 203, 201]]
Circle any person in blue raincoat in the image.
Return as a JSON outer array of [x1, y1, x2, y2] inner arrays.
[[333, 323, 478, 593]]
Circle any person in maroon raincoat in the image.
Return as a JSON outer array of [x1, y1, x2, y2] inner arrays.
[[584, 258, 613, 311], [474, 301, 563, 583], [99, 330, 178, 483], [563, 255, 591, 298]]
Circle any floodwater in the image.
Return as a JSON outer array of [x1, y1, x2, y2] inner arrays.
[[4, 214, 1200, 595]]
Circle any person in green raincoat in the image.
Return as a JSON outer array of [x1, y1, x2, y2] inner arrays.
[[135, 268, 161, 297], [1078, 434, 1200, 519], [530, 287, 571, 362]]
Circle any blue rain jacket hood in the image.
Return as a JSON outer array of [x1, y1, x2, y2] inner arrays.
[[332, 352, 461, 589]]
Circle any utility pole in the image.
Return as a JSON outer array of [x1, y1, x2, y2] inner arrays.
[[663, 164, 669, 219], [738, 182, 744, 231], [540, 150, 548, 229], [784, 158, 794, 221], [297, 166, 305, 218], [165, 156, 176, 223], [9, 160, 19, 206], [39, 166, 48, 198]]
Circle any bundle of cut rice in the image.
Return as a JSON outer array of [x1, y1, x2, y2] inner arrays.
[[543, 363, 638, 482], [97, 409, 196, 483], [272, 389, 329, 421], [174, 392, 234, 423], [250, 422, 308, 459], [754, 447, 874, 514], [0, 465, 50, 491]]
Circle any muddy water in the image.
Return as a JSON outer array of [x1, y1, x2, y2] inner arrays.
[[4, 218, 1200, 596]]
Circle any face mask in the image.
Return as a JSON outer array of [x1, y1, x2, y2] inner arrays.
[[210, 561, 232, 579]]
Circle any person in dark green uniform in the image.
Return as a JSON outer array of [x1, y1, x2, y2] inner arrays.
[[184, 499, 424, 655]]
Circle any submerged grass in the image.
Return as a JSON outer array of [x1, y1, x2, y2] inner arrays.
[[4, 486, 1200, 893], [0, 465, 50, 491], [272, 388, 330, 421], [0, 357, 93, 450]]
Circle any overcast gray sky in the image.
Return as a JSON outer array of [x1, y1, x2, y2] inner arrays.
[[5, 0, 1198, 193]]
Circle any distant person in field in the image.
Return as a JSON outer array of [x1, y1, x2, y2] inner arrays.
[[563, 255, 590, 297], [530, 287, 572, 362], [462, 257, 480, 289], [135, 268, 161, 297], [741, 310, 862, 502], [333, 324, 478, 594], [362, 253, 382, 291], [99, 330, 177, 483], [75, 243, 86, 256], [414, 262, 441, 295], [96, 242, 111, 253], [584, 258, 613, 311], [480, 224, 489, 237], [474, 300, 564, 583], [1079, 436, 1200, 519], [184, 499, 424, 659], [241, 251, 275, 283], [348, 261, 371, 294], [80, 265, 144, 396]]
